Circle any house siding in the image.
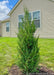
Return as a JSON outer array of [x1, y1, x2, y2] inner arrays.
[[0, 22, 2, 36], [0, 25, 2, 36], [4, 0, 54, 38], [2, 22, 10, 37]]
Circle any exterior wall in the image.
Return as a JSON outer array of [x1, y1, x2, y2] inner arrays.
[[2, 22, 10, 37], [10, 0, 54, 38], [0, 22, 2, 36], [0, 25, 2, 36]]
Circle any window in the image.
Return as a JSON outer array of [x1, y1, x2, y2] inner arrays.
[[27, 13, 31, 25], [18, 15, 24, 22], [28, 13, 31, 21], [18, 15, 24, 28], [18, 11, 40, 29], [6, 22, 10, 32], [33, 11, 40, 28], [18, 13, 31, 28]]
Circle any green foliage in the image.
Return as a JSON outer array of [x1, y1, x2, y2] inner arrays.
[[0, 37, 54, 75], [17, 8, 39, 74]]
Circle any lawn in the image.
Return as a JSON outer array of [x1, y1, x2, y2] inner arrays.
[[0, 37, 54, 75]]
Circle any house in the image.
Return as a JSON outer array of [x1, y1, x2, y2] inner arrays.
[[0, 21, 2, 36], [0, 0, 54, 38], [1, 18, 10, 37]]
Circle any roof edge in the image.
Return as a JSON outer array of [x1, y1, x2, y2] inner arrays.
[[8, 0, 22, 16], [1, 18, 10, 23]]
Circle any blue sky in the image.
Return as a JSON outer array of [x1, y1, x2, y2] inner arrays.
[[6, 0, 19, 9], [0, 0, 19, 20]]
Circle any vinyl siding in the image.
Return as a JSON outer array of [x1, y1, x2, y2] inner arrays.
[[0, 25, 2, 36], [0, 22, 2, 36], [2, 22, 10, 37], [9, 0, 54, 38]]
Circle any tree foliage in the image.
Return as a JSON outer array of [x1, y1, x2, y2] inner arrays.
[[17, 8, 39, 75]]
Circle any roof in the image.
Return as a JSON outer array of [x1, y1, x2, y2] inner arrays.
[[8, 0, 54, 16], [1, 18, 10, 23], [8, 0, 22, 15]]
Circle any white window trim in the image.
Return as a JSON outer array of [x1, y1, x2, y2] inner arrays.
[[32, 10, 41, 29], [6, 22, 10, 32], [18, 10, 41, 29]]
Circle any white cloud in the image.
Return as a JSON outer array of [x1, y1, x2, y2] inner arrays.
[[0, 0, 10, 20]]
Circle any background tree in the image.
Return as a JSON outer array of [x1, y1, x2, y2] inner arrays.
[[17, 8, 39, 75]]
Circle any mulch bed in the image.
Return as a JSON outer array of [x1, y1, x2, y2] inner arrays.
[[8, 65, 54, 75]]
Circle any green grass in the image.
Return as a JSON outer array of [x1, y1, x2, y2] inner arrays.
[[0, 37, 18, 75], [39, 39, 54, 70], [0, 37, 54, 75]]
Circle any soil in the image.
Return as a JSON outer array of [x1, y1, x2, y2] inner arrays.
[[8, 65, 54, 75]]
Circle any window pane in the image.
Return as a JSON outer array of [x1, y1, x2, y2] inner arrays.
[[18, 13, 31, 29], [18, 22, 23, 29], [37, 11, 40, 20], [6, 22, 10, 27], [29, 13, 31, 21], [18, 15, 24, 22], [6, 22, 10, 32], [6, 27, 9, 32], [33, 11, 40, 20], [33, 11, 40, 28], [34, 20, 40, 28]]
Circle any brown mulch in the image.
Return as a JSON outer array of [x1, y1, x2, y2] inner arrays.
[[8, 65, 54, 75]]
